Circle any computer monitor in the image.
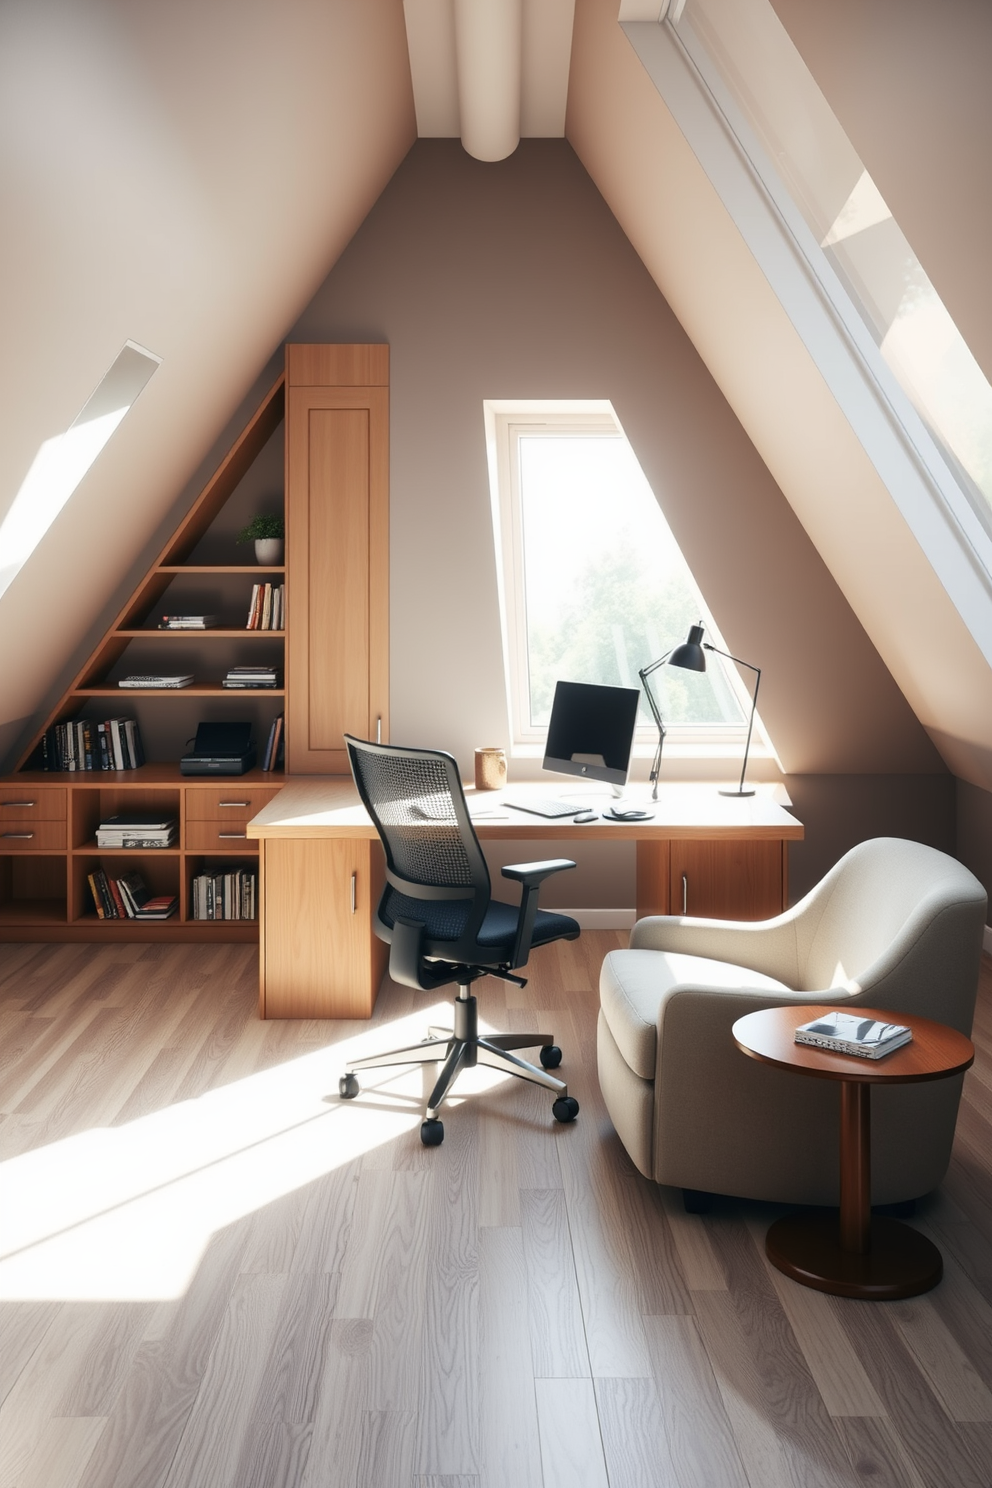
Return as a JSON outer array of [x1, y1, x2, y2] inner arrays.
[[543, 680, 640, 793]]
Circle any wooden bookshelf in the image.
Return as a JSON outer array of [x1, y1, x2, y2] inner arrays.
[[1, 376, 288, 942]]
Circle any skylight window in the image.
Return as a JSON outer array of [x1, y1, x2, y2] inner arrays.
[[0, 341, 160, 601], [678, 0, 992, 527], [486, 402, 764, 753]]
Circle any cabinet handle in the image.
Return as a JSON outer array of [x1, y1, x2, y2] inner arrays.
[[1, 800, 35, 808], [376, 717, 382, 744], [682, 874, 688, 915], [350, 872, 357, 914], [2, 832, 34, 839], [218, 832, 247, 839], [218, 801, 249, 808]]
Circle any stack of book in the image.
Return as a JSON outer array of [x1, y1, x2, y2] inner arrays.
[[95, 813, 178, 849], [157, 615, 216, 630], [119, 674, 194, 689], [222, 665, 279, 689], [191, 867, 257, 920], [41, 717, 145, 772], [262, 713, 284, 771], [87, 868, 178, 920], [794, 1010, 913, 1060], [245, 584, 284, 630]]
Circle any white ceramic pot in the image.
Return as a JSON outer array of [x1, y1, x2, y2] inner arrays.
[[254, 538, 284, 565]]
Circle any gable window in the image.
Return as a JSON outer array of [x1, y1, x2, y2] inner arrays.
[[486, 402, 765, 757]]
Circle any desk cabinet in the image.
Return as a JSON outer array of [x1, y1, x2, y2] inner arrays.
[[259, 836, 388, 1018], [637, 838, 787, 921]]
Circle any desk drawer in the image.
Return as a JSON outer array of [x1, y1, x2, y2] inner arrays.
[[0, 790, 67, 822], [0, 821, 66, 850], [185, 821, 259, 852], [185, 787, 280, 823]]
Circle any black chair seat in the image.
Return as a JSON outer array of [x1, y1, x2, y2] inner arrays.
[[380, 887, 579, 953]]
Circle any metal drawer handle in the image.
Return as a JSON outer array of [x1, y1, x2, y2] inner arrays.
[[218, 832, 247, 839], [2, 832, 34, 840], [1, 800, 35, 808], [682, 874, 688, 915], [350, 872, 357, 914], [219, 801, 249, 808]]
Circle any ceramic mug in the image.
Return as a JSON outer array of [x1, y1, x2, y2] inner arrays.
[[474, 747, 507, 791]]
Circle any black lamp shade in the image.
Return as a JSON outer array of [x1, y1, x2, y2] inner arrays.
[[668, 624, 707, 672]]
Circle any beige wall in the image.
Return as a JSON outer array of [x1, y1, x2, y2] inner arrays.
[[771, 0, 992, 389], [284, 139, 948, 905]]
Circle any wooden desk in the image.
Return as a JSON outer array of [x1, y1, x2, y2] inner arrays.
[[248, 780, 803, 1019]]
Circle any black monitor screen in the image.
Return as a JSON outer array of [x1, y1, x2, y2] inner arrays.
[[543, 681, 640, 789]]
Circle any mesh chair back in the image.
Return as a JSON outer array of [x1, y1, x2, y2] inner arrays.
[[345, 736, 490, 899]]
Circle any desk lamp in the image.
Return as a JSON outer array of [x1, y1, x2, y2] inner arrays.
[[638, 623, 762, 799]]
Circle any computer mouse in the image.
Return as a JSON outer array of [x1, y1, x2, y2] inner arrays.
[[572, 810, 598, 823]]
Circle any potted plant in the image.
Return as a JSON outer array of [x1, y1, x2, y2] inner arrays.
[[237, 514, 284, 565]]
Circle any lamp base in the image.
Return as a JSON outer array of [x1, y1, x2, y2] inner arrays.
[[719, 787, 756, 797]]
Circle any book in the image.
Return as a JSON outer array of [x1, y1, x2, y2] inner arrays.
[[794, 1011, 913, 1060], [118, 675, 194, 689], [158, 616, 216, 629], [40, 717, 145, 772], [262, 712, 284, 771], [134, 895, 178, 920]]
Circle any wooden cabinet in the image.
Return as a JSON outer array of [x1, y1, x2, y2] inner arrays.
[[259, 836, 388, 1018], [636, 838, 787, 921], [285, 345, 389, 773]]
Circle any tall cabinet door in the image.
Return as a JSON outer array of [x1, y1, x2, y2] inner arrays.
[[286, 345, 389, 774]]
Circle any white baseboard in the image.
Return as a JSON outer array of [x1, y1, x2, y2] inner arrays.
[[562, 908, 636, 930], [984, 924, 992, 956]]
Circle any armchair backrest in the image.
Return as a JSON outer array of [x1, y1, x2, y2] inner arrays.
[[794, 838, 987, 1031]]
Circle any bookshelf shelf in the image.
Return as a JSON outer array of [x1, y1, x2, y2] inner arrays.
[[74, 686, 286, 697], [116, 630, 285, 639], [157, 565, 285, 575]]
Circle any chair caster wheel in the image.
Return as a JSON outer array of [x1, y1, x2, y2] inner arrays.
[[540, 1044, 562, 1069], [339, 1074, 359, 1100], [421, 1118, 444, 1146], [552, 1095, 579, 1123]]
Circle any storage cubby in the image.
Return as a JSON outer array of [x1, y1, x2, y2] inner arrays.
[[0, 856, 67, 925], [186, 856, 259, 923], [71, 787, 181, 852], [73, 853, 180, 924]]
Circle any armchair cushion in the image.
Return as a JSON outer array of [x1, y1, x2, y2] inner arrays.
[[600, 948, 791, 1079]]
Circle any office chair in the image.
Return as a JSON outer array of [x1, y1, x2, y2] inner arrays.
[[339, 735, 582, 1146]]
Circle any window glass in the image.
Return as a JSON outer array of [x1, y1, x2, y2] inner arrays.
[[489, 406, 750, 745]]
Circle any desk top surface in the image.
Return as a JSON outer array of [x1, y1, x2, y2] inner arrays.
[[247, 778, 804, 842]]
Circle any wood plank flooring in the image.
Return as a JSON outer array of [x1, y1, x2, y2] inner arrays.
[[2, 935, 992, 1486]]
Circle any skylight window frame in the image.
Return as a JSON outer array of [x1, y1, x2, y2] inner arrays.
[[619, 11, 992, 669], [485, 400, 768, 758]]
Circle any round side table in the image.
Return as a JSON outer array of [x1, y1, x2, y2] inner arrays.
[[733, 1005, 974, 1300]]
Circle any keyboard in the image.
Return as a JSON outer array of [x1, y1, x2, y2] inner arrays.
[[505, 797, 585, 819]]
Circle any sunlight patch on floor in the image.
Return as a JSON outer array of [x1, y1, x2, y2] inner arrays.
[[0, 1001, 515, 1301]]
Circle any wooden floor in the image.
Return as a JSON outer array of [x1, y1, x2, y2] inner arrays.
[[3, 936, 992, 1487]]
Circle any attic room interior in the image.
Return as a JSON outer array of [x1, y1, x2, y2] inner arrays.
[[4, 1, 992, 1485]]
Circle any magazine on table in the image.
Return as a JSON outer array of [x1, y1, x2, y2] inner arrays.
[[794, 1010, 912, 1060]]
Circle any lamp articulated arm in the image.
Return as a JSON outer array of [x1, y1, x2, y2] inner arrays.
[[638, 650, 671, 801], [703, 642, 761, 797]]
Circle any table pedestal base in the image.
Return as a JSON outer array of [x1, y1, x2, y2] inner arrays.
[[766, 1213, 942, 1299]]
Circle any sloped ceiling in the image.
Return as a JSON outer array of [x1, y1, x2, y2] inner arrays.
[[3, 0, 991, 791], [0, 0, 414, 750], [565, 0, 992, 791]]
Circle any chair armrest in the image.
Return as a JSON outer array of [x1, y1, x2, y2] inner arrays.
[[501, 858, 577, 886], [501, 859, 576, 969]]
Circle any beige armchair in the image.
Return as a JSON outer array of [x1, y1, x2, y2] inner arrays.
[[598, 838, 987, 1207]]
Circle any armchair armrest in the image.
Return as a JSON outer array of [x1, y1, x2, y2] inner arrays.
[[502, 858, 576, 969], [630, 912, 801, 987]]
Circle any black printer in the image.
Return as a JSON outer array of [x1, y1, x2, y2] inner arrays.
[[181, 722, 256, 776]]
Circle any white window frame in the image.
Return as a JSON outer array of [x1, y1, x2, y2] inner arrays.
[[485, 399, 776, 763]]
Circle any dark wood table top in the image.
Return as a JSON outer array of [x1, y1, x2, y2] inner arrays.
[[733, 1004, 974, 1085]]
